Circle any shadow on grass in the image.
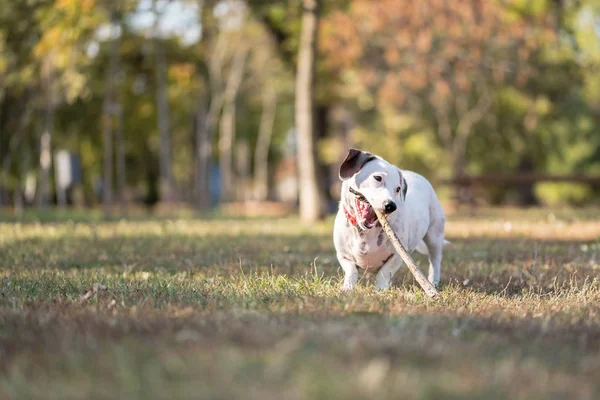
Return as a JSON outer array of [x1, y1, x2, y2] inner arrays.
[[437, 237, 600, 297], [0, 301, 599, 383]]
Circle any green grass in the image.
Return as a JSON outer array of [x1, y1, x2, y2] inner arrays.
[[1, 208, 600, 399]]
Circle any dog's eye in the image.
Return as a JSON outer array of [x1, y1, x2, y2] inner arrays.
[[396, 187, 401, 193], [374, 176, 382, 182]]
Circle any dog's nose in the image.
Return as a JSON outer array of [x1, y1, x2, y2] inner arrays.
[[383, 200, 396, 214]]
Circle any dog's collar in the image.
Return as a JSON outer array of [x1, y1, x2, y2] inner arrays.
[[343, 206, 358, 226], [344, 186, 366, 227]]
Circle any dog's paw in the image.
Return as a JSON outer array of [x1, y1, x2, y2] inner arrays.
[[427, 276, 440, 288], [375, 275, 392, 291], [341, 283, 355, 292], [375, 281, 392, 291]]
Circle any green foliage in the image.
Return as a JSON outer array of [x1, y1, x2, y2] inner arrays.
[[0, 0, 599, 207]]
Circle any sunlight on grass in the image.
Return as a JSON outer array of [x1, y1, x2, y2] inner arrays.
[[0, 208, 599, 399]]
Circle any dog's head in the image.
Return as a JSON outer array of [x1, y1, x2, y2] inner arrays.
[[339, 148, 407, 229]]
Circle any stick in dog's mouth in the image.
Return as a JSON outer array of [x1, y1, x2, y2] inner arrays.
[[371, 206, 440, 299], [348, 186, 366, 201]]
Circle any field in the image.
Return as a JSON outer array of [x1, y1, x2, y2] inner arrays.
[[1, 207, 600, 399]]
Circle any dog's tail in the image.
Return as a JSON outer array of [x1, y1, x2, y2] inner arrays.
[[414, 239, 451, 256]]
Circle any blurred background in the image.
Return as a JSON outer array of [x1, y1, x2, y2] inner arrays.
[[1, 0, 599, 222]]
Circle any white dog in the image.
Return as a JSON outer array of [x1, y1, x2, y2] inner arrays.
[[333, 148, 449, 290]]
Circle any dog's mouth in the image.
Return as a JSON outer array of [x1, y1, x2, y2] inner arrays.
[[356, 198, 378, 229]]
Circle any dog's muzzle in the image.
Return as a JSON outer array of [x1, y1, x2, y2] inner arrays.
[[349, 187, 396, 215], [383, 200, 396, 214]]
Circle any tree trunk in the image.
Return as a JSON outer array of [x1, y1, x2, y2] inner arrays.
[[194, 100, 210, 210], [114, 13, 126, 216], [116, 105, 127, 215], [451, 85, 492, 204], [235, 140, 250, 202], [338, 107, 353, 153], [295, 0, 323, 222], [37, 59, 55, 209], [37, 115, 53, 208], [219, 102, 236, 202], [194, 33, 226, 210], [193, 0, 213, 210], [218, 44, 248, 203], [450, 132, 469, 204], [517, 105, 539, 206], [331, 106, 353, 197], [254, 87, 277, 201], [517, 155, 537, 205], [55, 153, 67, 208], [102, 92, 113, 217], [1, 93, 29, 208], [102, 12, 120, 219], [195, 83, 224, 210], [315, 104, 332, 209], [153, 0, 175, 204], [0, 105, 3, 207], [14, 148, 29, 216]]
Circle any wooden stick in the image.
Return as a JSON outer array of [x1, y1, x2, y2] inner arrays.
[[373, 208, 440, 299]]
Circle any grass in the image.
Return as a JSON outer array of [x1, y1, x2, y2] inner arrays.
[[0, 207, 600, 399]]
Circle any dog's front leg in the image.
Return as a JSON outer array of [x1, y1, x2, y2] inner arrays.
[[375, 254, 402, 290], [337, 254, 358, 291]]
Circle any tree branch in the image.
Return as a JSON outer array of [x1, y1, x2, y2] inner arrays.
[[456, 82, 492, 142]]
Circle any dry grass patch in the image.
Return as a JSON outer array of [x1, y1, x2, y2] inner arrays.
[[0, 208, 599, 399]]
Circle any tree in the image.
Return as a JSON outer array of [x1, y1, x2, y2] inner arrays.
[[295, 0, 324, 222], [0, 0, 596, 213], [33, 0, 97, 207], [37, 56, 56, 209], [115, 91, 127, 215], [254, 86, 277, 201], [27, 0, 100, 207], [101, 9, 121, 218], [194, 2, 226, 210], [251, 0, 346, 211], [230, 10, 290, 203], [323, 0, 552, 180], [153, 0, 176, 203], [219, 40, 249, 202]]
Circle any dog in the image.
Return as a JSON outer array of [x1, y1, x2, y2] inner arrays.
[[333, 148, 449, 290]]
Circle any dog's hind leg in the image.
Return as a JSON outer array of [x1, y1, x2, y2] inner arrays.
[[423, 220, 445, 287], [414, 240, 429, 256]]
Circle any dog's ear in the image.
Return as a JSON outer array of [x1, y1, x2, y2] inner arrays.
[[398, 170, 408, 202], [339, 148, 375, 181]]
